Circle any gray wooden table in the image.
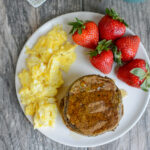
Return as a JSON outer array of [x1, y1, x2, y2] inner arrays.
[[0, 0, 150, 150]]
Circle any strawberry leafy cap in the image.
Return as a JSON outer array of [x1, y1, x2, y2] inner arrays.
[[130, 63, 150, 91], [68, 18, 86, 35], [112, 45, 122, 66], [89, 40, 113, 57], [105, 8, 128, 27]]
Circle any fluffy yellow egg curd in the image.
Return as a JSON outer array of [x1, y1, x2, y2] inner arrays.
[[18, 25, 77, 128]]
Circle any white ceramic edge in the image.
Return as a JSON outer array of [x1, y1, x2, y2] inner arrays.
[[15, 11, 150, 147]]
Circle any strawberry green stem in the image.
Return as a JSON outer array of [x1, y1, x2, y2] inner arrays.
[[112, 45, 122, 66], [130, 63, 150, 91], [89, 40, 113, 57], [68, 18, 86, 34], [105, 8, 128, 27]]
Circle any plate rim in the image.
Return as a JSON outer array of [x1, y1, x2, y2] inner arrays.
[[15, 11, 150, 147]]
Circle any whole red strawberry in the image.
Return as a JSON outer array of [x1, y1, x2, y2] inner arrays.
[[117, 59, 150, 91], [114, 35, 140, 63], [98, 8, 128, 40], [90, 40, 113, 74], [68, 18, 99, 49]]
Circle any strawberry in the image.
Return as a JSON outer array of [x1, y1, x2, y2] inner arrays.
[[89, 40, 113, 74], [98, 8, 128, 40], [117, 58, 150, 91], [68, 18, 99, 49], [114, 35, 140, 64]]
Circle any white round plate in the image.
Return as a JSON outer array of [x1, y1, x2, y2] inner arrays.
[[15, 12, 150, 147]]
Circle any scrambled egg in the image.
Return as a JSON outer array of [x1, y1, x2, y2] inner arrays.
[[18, 25, 76, 128]]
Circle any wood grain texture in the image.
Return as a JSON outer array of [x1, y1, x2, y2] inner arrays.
[[0, 0, 150, 150]]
